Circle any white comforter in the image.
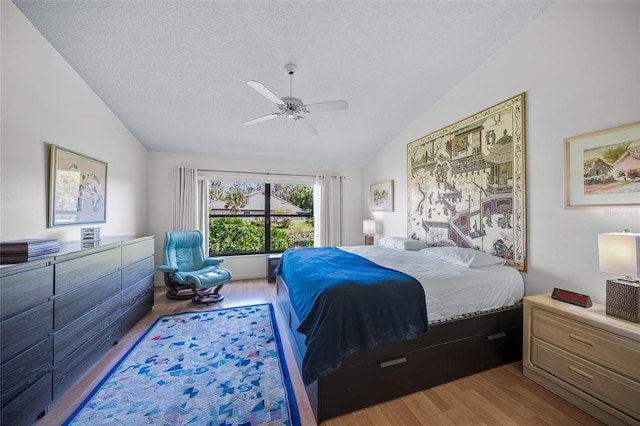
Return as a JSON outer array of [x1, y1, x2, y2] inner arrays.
[[342, 245, 524, 322]]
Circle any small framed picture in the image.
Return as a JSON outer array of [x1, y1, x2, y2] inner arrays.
[[49, 145, 107, 226], [370, 180, 394, 212], [564, 121, 640, 208]]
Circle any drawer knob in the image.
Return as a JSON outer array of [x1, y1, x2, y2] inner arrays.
[[568, 365, 593, 381], [569, 333, 594, 347]]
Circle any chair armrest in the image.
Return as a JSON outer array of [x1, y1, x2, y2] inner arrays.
[[205, 257, 224, 267], [157, 265, 179, 273]]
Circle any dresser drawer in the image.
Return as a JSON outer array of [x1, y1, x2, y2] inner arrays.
[[531, 307, 640, 380], [0, 264, 53, 320], [121, 256, 154, 291], [122, 237, 154, 267], [54, 270, 122, 330], [53, 319, 121, 401], [532, 338, 640, 420], [122, 273, 153, 310], [0, 371, 52, 426], [0, 301, 53, 363], [121, 287, 153, 335], [55, 247, 121, 294], [0, 336, 52, 406], [53, 293, 121, 363]]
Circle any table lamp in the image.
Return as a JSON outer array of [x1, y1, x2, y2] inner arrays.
[[598, 231, 640, 323], [363, 220, 376, 245]]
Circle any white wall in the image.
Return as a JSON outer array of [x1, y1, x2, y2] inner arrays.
[[1, 1, 149, 243], [1, 0, 362, 286], [362, 1, 640, 304], [147, 151, 362, 284], [6, 0, 637, 301]]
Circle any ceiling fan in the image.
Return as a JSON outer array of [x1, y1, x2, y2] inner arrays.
[[242, 63, 348, 136]]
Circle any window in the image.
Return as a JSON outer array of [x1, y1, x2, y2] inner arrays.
[[207, 181, 314, 256]]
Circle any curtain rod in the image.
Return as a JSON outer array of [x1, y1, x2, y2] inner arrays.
[[196, 168, 344, 179]]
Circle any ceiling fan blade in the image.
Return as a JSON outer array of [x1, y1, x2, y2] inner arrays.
[[242, 113, 281, 126], [295, 116, 319, 136], [247, 81, 285, 105], [304, 100, 349, 113]]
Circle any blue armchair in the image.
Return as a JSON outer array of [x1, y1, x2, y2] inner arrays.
[[157, 230, 232, 305]]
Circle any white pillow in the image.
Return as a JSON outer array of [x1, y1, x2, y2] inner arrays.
[[428, 240, 455, 248], [378, 237, 428, 251], [419, 246, 505, 268]]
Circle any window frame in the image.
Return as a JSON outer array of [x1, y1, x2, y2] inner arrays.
[[207, 181, 314, 256]]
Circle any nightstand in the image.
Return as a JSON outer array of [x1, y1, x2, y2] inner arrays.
[[523, 294, 640, 425], [266, 253, 282, 283]]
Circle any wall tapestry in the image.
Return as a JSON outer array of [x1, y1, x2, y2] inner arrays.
[[407, 93, 527, 271]]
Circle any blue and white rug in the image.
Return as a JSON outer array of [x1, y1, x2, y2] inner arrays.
[[64, 303, 300, 426]]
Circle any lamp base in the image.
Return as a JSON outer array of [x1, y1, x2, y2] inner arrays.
[[364, 235, 374, 246], [606, 279, 640, 323]]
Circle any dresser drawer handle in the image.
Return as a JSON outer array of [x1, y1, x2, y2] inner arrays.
[[379, 357, 407, 368], [487, 332, 507, 341], [569, 333, 594, 347], [568, 365, 593, 381]]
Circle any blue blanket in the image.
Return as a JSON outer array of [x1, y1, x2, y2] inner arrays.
[[276, 247, 429, 385]]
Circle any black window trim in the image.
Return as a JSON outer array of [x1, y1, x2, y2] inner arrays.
[[208, 182, 313, 256]]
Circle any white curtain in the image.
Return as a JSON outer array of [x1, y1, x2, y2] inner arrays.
[[173, 167, 199, 231], [198, 180, 209, 253], [195, 169, 339, 249], [314, 175, 343, 247]]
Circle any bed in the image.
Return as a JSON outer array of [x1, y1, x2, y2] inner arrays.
[[275, 242, 524, 423]]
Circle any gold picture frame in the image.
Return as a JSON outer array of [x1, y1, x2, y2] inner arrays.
[[407, 93, 527, 271], [370, 180, 394, 212], [49, 145, 107, 227], [564, 121, 640, 209]]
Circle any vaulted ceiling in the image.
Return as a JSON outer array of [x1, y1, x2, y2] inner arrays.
[[14, 1, 551, 165]]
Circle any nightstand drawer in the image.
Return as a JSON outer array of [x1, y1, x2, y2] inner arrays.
[[532, 307, 640, 380], [532, 338, 640, 420]]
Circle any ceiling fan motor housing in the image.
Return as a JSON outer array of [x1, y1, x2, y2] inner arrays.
[[279, 96, 306, 117]]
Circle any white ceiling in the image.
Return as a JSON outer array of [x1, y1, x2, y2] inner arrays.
[[14, 1, 551, 166]]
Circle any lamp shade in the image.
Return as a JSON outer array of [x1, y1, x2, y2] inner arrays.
[[598, 232, 640, 279], [363, 220, 376, 235]]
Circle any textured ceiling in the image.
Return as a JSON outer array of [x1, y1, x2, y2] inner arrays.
[[14, 1, 551, 166]]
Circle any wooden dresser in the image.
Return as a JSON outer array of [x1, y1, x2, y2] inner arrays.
[[0, 235, 154, 426], [523, 294, 640, 425]]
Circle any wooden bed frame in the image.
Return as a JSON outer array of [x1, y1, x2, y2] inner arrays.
[[276, 275, 523, 424]]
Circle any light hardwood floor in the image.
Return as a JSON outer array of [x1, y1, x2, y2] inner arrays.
[[36, 279, 604, 426]]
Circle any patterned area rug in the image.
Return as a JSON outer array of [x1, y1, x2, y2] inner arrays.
[[64, 304, 300, 426]]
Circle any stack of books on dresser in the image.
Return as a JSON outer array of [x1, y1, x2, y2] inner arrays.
[[0, 238, 60, 264]]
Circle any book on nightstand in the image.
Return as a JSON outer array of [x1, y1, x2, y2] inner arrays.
[[0, 238, 60, 264]]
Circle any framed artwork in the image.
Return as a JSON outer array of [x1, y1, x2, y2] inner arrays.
[[564, 121, 640, 209], [370, 180, 394, 212], [49, 145, 107, 227], [407, 93, 527, 271]]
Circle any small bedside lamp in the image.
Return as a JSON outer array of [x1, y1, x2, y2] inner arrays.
[[363, 220, 376, 245], [598, 231, 640, 323]]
